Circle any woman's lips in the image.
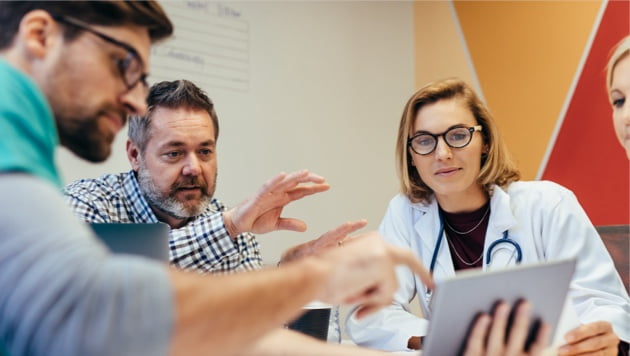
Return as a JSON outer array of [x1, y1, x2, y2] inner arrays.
[[435, 167, 460, 176]]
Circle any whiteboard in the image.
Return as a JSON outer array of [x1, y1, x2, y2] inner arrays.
[[56, 1, 415, 265]]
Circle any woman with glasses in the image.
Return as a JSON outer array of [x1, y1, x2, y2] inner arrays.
[[346, 78, 629, 355]]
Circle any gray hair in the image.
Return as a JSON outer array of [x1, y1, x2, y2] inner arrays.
[[128, 80, 219, 152]]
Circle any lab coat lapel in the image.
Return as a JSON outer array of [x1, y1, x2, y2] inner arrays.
[[484, 186, 519, 271], [414, 198, 455, 281]]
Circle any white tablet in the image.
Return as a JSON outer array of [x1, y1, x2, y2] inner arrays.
[[423, 259, 576, 355]]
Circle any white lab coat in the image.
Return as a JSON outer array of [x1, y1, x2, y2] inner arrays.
[[346, 181, 629, 351]]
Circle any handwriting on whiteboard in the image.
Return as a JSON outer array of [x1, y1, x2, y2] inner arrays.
[[150, 1, 249, 92]]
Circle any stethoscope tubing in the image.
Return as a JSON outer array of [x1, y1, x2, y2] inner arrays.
[[430, 217, 523, 274], [425, 216, 523, 306]]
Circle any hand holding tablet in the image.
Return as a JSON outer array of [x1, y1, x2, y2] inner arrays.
[[423, 259, 576, 355], [463, 301, 551, 356]]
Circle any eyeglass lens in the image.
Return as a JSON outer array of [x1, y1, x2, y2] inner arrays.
[[119, 54, 145, 89], [410, 127, 474, 155]]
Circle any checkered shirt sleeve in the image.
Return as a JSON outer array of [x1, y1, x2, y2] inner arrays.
[[64, 174, 133, 223], [169, 200, 263, 274], [64, 171, 263, 273]]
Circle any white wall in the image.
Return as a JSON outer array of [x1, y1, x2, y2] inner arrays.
[[57, 0, 414, 267]]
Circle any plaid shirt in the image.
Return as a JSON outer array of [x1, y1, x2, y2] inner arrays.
[[64, 170, 263, 273]]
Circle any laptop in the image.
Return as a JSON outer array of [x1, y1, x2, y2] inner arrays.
[[423, 259, 577, 355], [90, 223, 170, 262]]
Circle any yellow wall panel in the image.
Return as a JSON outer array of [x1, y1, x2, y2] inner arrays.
[[414, 1, 475, 90], [453, 1, 601, 179]]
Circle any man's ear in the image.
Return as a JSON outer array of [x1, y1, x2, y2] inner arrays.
[[127, 139, 141, 171], [18, 10, 62, 60]]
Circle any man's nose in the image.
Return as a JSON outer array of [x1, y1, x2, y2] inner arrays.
[[120, 83, 148, 117], [182, 154, 202, 176]]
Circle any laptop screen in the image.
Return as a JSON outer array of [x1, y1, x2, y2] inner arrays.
[[90, 223, 170, 262]]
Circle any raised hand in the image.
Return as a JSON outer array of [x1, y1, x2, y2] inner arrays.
[[279, 220, 368, 264], [222, 170, 330, 237]]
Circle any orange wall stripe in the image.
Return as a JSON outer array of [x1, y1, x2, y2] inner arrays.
[[454, 1, 601, 180]]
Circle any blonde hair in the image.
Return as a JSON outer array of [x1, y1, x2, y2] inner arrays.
[[395, 78, 520, 204], [606, 36, 630, 97]]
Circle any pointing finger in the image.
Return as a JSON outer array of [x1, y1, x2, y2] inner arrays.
[[318, 220, 369, 246], [387, 245, 434, 289]]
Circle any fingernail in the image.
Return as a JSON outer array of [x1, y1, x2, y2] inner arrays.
[[496, 304, 509, 317], [558, 345, 569, 354], [519, 302, 531, 313]]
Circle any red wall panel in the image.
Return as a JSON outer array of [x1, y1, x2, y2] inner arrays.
[[541, 0, 629, 225]]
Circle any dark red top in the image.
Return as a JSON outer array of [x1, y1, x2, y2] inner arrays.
[[440, 201, 490, 270]]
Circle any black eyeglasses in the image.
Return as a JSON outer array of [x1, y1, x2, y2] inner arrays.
[[408, 125, 483, 155], [53, 15, 148, 91]]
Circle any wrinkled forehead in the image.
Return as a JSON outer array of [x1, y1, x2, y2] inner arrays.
[[149, 107, 215, 138]]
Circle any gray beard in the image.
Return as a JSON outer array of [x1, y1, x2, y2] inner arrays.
[[137, 164, 212, 219]]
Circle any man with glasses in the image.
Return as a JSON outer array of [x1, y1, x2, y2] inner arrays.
[[0, 2, 547, 355], [0, 2, 435, 355]]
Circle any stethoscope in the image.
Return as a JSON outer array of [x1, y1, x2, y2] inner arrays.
[[424, 214, 523, 307]]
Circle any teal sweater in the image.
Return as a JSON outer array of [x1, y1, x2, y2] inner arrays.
[[0, 59, 61, 188]]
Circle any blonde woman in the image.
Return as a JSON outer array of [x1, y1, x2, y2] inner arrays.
[[608, 35, 630, 159], [346, 78, 629, 355]]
